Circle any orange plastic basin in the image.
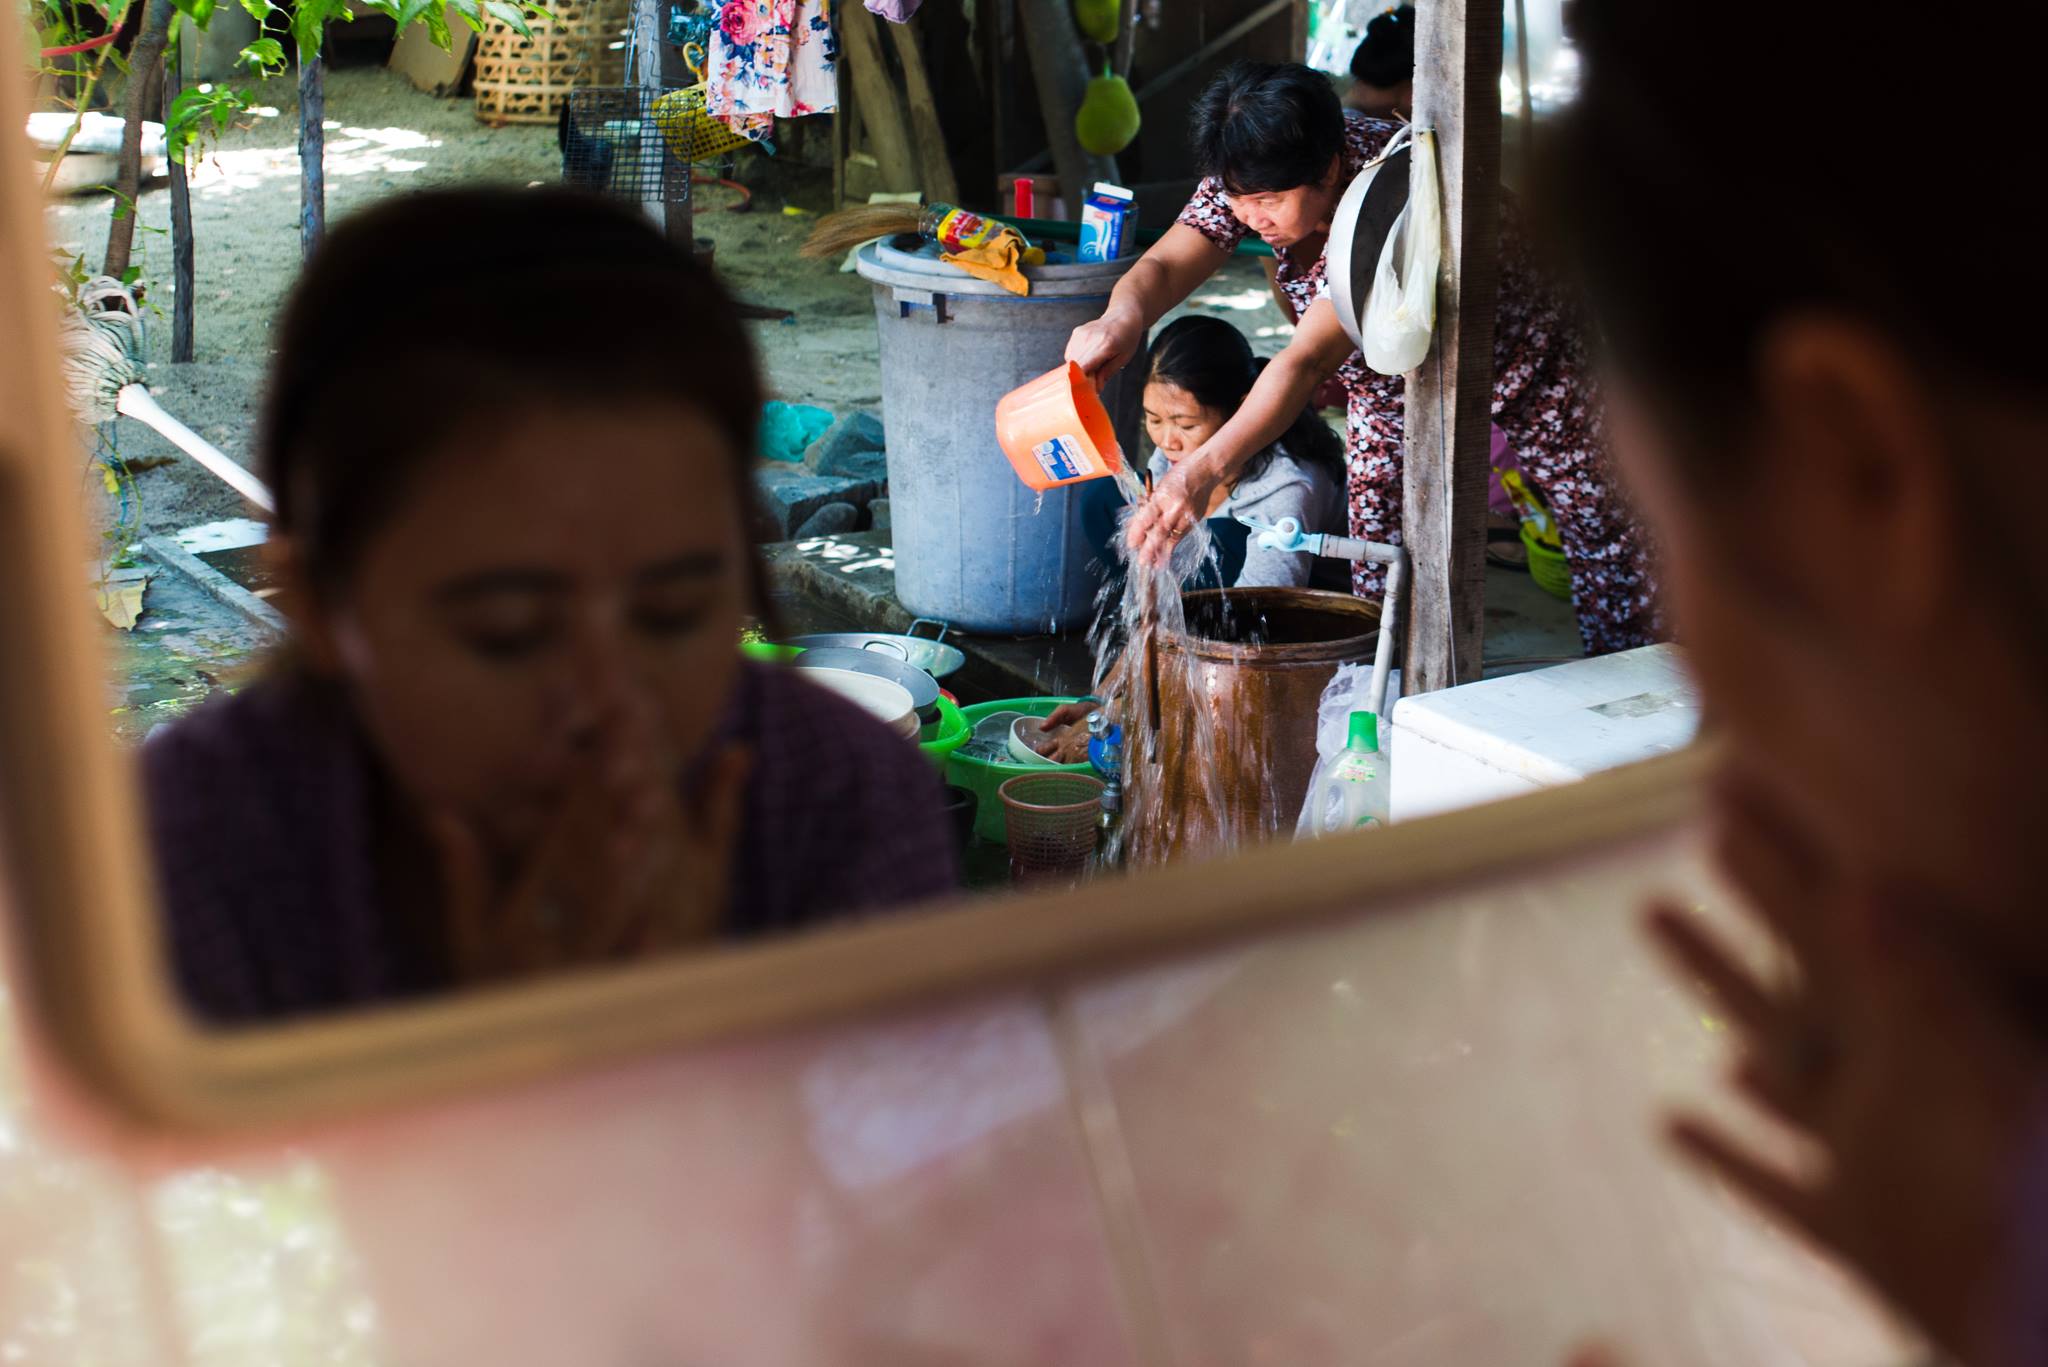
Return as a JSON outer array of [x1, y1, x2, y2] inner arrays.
[[994, 361, 1126, 491]]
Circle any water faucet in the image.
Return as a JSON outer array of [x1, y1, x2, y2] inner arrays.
[[1234, 514, 1409, 721]]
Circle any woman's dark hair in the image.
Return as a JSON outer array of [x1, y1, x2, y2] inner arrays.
[[1189, 60, 1346, 196], [1145, 315, 1346, 485], [1349, 5, 1414, 89], [1546, 1, 2046, 460], [261, 186, 769, 609]]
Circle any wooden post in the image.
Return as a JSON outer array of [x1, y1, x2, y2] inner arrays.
[[653, 1, 695, 253], [1400, 0, 1499, 694], [884, 16, 959, 205], [298, 53, 325, 257], [839, 0, 920, 193], [163, 30, 194, 361], [1015, 0, 1114, 216]]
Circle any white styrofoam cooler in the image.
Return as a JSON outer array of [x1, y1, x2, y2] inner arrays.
[[1388, 644, 1699, 822]]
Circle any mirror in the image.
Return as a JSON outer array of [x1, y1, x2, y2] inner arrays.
[[0, 15, 1677, 1122]]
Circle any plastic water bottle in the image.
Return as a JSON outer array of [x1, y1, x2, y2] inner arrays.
[[1310, 711, 1389, 835]]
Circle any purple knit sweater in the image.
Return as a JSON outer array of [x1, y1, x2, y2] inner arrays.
[[142, 662, 960, 1024]]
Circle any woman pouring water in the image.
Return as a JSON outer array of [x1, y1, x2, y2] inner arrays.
[[1066, 60, 1660, 656]]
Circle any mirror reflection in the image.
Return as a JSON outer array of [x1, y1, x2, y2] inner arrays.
[[55, 40, 1660, 1028]]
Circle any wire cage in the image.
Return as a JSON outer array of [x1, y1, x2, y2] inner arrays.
[[560, 83, 759, 204], [561, 87, 690, 205]]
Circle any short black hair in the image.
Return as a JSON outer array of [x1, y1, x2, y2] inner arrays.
[[1189, 60, 1346, 196], [1546, 1, 2047, 449], [262, 187, 769, 607], [1349, 5, 1414, 89]]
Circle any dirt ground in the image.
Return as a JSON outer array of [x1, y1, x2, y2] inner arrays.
[[44, 62, 1290, 538]]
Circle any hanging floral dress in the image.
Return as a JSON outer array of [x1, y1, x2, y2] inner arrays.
[[706, 0, 838, 142]]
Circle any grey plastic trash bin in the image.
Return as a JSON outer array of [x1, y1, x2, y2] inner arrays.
[[854, 238, 1141, 635]]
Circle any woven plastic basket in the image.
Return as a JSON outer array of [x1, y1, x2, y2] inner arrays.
[[651, 82, 754, 162], [474, 0, 628, 125]]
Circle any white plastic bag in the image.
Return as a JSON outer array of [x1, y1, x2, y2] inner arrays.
[[1362, 127, 1441, 376], [1294, 664, 1402, 839]]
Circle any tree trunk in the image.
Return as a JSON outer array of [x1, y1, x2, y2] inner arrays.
[[298, 54, 325, 257], [164, 30, 194, 361], [1015, 0, 1114, 215], [101, 0, 176, 281]]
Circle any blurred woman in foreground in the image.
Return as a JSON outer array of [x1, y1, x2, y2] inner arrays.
[[1554, 3, 2048, 1362]]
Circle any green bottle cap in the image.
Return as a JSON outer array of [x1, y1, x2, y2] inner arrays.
[[1348, 710, 1378, 752]]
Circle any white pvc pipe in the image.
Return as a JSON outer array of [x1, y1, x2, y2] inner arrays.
[[1316, 535, 1407, 720], [115, 383, 274, 512]]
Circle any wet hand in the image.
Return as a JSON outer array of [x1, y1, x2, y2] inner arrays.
[[1065, 311, 1142, 384], [430, 720, 752, 985], [1039, 701, 1098, 733], [1126, 455, 1222, 568], [1035, 715, 1094, 764], [1646, 771, 2045, 1365]]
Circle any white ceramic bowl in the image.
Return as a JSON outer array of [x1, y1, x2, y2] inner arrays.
[[1008, 714, 1068, 766], [802, 668, 920, 739]]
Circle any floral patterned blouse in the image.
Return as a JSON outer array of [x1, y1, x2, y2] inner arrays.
[[1174, 113, 1662, 655], [706, 0, 838, 142]]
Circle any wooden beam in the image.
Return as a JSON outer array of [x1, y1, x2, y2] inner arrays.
[[1400, 0, 1500, 694], [883, 15, 959, 205], [839, 0, 921, 194]]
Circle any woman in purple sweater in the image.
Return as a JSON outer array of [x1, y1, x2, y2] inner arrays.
[[143, 188, 958, 1026]]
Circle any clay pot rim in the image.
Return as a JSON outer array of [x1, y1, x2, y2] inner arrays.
[[1163, 587, 1382, 665]]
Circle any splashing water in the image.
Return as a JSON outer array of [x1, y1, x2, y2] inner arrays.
[[1090, 463, 1240, 870]]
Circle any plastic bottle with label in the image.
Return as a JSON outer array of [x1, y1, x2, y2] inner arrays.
[[1308, 711, 1389, 836], [918, 203, 1008, 255]]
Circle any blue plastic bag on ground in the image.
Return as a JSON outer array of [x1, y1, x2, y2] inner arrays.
[[759, 402, 834, 463]]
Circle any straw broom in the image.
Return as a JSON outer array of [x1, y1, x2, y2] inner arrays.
[[797, 203, 929, 260], [57, 277, 275, 511]]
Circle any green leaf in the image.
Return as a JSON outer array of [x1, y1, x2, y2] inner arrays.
[[238, 36, 286, 71], [237, 0, 276, 23], [118, 266, 142, 286], [422, 2, 451, 48], [170, 0, 218, 30], [482, 0, 529, 34], [291, 0, 324, 59], [391, 0, 433, 33], [447, 0, 482, 32]]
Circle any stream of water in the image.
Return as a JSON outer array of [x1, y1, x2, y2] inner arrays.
[[1091, 465, 1239, 870]]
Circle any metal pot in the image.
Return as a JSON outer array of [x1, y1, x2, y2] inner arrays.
[[791, 646, 941, 723], [785, 618, 966, 680]]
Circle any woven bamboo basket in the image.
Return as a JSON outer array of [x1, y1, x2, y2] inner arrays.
[[473, 0, 629, 125]]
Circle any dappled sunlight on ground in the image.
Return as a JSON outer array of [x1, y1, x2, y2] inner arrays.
[[797, 536, 895, 575], [190, 122, 444, 197]]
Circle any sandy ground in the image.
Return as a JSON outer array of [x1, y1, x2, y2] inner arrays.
[[45, 62, 1122, 534]]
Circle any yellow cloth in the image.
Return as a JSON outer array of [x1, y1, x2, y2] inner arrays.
[[940, 229, 1046, 297]]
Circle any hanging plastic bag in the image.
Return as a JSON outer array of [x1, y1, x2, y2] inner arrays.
[[1362, 127, 1441, 376]]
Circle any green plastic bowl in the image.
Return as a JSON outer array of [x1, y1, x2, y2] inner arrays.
[[918, 695, 969, 767], [1521, 522, 1572, 602], [946, 697, 1093, 845], [740, 640, 803, 664]]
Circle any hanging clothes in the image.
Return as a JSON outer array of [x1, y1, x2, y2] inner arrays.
[[864, 0, 923, 22], [706, 0, 838, 141]]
